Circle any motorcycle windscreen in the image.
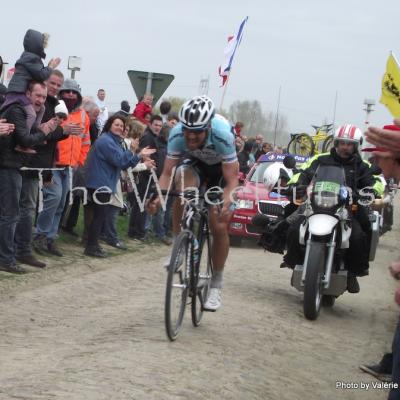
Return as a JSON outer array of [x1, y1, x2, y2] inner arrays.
[[311, 165, 347, 209]]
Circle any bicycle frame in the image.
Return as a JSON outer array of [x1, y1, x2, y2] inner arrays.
[[180, 193, 212, 282]]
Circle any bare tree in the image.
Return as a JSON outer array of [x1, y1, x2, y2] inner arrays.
[[228, 100, 288, 144], [228, 100, 268, 137]]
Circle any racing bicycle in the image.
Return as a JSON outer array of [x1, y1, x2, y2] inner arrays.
[[288, 124, 334, 157], [164, 188, 219, 341]]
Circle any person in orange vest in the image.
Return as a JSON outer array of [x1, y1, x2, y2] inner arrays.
[[33, 79, 90, 256]]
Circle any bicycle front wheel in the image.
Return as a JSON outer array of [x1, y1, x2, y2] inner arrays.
[[191, 223, 213, 327], [165, 231, 191, 341], [288, 133, 315, 156]]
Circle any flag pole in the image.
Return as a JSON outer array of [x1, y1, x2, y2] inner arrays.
[[392, 50, 399, 65], [219, 71, 231, 110]]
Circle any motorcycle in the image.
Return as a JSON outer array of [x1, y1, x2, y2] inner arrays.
[[291, 164, 381, 320]]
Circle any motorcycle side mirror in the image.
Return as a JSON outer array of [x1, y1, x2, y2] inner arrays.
[[283, 155, 296, 169]]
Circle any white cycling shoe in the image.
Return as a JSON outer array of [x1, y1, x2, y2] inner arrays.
[[204, 288, 222, 311]]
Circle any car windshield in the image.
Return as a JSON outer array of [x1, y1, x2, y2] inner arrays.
[[249, 161, 275, 183]]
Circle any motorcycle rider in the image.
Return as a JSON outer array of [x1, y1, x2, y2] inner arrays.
[[282, 124, 384, 293]]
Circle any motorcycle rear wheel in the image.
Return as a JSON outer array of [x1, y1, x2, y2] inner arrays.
[[321, 295, 335, 307]]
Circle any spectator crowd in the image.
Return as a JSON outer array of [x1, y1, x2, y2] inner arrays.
[[0, 28, 285, 272]]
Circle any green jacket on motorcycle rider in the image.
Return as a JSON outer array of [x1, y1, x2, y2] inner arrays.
[[282, 124, 384, 293]]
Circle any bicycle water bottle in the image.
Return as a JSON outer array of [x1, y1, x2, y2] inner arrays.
[[193, 238, 199, 264]]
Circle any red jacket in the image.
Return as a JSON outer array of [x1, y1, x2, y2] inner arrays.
[[132, 101, 152, 125]]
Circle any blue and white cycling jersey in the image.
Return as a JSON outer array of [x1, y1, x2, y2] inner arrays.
[[167, 114, 238, 164]]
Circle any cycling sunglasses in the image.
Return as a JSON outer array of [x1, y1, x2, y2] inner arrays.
[[183, 127, 207, 134]]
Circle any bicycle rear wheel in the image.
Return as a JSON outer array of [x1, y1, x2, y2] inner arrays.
[[288, 133, 315, 157], [191, 222, 213, 327], [165, 231, 191, 341]]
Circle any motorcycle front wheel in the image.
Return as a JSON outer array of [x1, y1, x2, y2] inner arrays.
[[303, 240, 326, 320]]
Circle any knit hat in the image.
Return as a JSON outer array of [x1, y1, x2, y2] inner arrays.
[[54, 100, 69, 119], [120, 100, 130, 113]]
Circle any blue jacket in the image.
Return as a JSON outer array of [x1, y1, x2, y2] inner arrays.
[[85, 132, 140, 193]]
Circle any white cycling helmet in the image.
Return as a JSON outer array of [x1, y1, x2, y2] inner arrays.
[[263, 162, 293, 191], [334, 124, 363, 147], [179, 95, 215, 130]]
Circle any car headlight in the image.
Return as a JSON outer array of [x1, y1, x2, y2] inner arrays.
[[237, 199, 254, 209]]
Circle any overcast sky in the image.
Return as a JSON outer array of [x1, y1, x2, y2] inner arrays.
[[1, 0, 400, 135]]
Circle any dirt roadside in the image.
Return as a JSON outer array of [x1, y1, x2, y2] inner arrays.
[[0, 212, 398, 400]]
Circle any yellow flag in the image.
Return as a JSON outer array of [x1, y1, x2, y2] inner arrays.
[[380, 52, 400, 117]]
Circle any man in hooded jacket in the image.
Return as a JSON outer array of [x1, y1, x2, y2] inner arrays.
[[33, 79, 90, 257]]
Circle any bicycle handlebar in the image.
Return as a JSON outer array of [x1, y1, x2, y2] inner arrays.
[[311, 123, 333, 132], [158, 189, 222, 202]]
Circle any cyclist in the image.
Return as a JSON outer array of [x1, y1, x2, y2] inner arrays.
[[151, 95, 239, 311], [282, 124, 385, 293]]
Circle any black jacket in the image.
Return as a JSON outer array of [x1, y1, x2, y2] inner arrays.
[[21, 95, 68, 180], [296, 148, 379, 194], [0, 102, 46, 169], [238, 150, 251, 175]]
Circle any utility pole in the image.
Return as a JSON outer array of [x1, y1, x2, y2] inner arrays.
[[362, 98, 375, 154], [363, 98, 375, 129], [332, 91, 338, 129], [199, 76, 209, 95], [273, 86, 282, 147]]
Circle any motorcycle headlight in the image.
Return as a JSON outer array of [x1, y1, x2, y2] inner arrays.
[[237, 199, 254, 209], [313, 193, 338, 209]]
